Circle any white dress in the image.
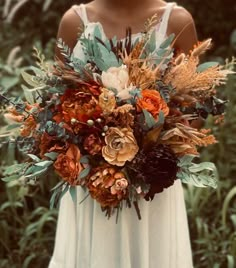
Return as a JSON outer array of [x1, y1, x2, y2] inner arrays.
[[49, 3, 194, 268]]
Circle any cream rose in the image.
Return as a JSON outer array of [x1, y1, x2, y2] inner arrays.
[[111, 178, 129, 195], [102, 127, 139, 166], [101, 65, 134, 100]]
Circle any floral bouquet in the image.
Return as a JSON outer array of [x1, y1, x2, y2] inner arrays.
[[0, 19, 232, 219]]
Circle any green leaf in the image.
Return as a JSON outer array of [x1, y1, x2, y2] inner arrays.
[[44, 152, 59, 160], [159, 34, 175, 49], [177, 157, 218, 189], [24, 167, 48, 178], [188, 162, 216, 173], [22, 85, 35, 104], [80, 155, 90, 164], [143, 109, 156, 129], [145, 30, 157, 54], [69, 186, 77, 203], [35, 160, 53, 168], [3, 163, 27, 176], [93, 24, 103, 40], [27, 154, 41, 162], [50, 183, 69, 208], [96, 42, 120, 71], [50, 189, 59, 209], [0, 76, 19, 90], [227, 255, 235, 268], [6, 123, 21, 131], [1, 174, 20, 182], [197, 62, 219, 72], [29, 66, 45, 76], [22, 254, 36, 268], [155, 110, 165, 127], [78, 167, 91, 179], [177, 154, 195, 167], [50, 181, 65, 192], [21, 70, 41, 87]]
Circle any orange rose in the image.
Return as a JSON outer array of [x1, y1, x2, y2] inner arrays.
[[54, 144, 83, 185], [137, 89, 169, 119]]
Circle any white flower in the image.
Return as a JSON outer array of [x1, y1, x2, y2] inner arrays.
[[101, 65, 134, 100], [111, 178, 128, 195]]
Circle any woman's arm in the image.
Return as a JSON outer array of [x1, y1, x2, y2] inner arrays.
[[55, 8, 82, 62], [168, 6, 198, 54], [169, 7, 205, 128]]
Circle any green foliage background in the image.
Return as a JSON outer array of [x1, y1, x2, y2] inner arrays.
[[0, 0, 235, 267]]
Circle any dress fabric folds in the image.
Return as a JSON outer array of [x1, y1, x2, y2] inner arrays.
[[48, 3, 194, 268]]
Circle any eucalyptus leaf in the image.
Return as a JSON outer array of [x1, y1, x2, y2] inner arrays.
[[159, 33, 175, 49], [21, 70, 42, 88], [145, 30, 157, 54], [143, 109, 156, 129], [1, 76, 19, 90], [177, 155, 218, 189], [3, 163, 27, 176], [24, 167, 48, 178], [69, 186, 77, 203], [6, 123, 21, 131], [44, 152, 59, 160], [80, 155, 90, 164], [93, 24, 103, 40], [50, 181, 65, 192], [78, 167, 91, 179], [35, 160, 53, 168], [197, 62, 219, 72], [27, 154, 41, 162], [1, 174, 20, 182], [155, 110, 165, 127], [57, 185, 70, 205], [96, 42, 120, 70]]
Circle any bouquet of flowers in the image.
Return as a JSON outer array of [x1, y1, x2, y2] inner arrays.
[[1, 19, 232, 219]]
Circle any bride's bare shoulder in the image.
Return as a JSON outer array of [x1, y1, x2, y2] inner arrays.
[[58, 6, 83, 35], [55, 6, 83, 60], [168, 5, 195, 34]]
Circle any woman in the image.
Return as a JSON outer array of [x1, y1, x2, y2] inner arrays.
[[49, 1, 198, 267]]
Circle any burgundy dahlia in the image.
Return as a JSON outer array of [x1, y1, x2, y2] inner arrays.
[[127, 144, 179, 200]]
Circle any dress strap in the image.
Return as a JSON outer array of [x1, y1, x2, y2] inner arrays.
[[158, 2, 176, 36], [72, 4, 89, 25]]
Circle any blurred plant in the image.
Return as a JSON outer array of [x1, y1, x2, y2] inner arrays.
[[185, 69, 236, 268], [0, 46, 24, 92]]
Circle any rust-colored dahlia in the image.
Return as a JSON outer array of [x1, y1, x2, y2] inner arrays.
[[102, 127, 139, 166], [137, 89, 169, 119], [39, 132, 68, 158], [53, 89, 102, 124], [54, 144, 83, 185], [87, 165, 128, 208]]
